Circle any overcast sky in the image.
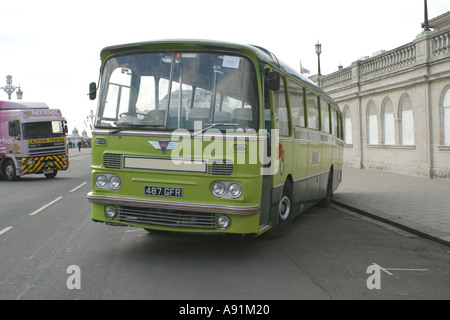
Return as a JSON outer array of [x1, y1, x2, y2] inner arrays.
[[0, 0, 448, 134]]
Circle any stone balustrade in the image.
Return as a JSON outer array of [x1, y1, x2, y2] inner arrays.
[[431, 29, 450, 57], [319, 30, 450, 91], [360, 44, 416, 79], [320, 68, 353, 90]]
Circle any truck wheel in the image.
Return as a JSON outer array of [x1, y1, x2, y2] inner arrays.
[[3, 159, 19, 181], [44, 171, 58, 179]]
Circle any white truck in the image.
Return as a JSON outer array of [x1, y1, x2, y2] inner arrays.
[[0, 100, 69, 180]]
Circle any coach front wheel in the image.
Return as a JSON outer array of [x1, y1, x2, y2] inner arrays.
[[266, 182, 293, 239]]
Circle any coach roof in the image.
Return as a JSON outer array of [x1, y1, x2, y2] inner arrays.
[[99, 39, 327, 99]]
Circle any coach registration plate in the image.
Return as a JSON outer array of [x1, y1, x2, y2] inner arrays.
[[144, 186, 183, 198]]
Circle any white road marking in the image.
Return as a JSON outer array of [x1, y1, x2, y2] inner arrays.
[[0, 226, 13, 236], [372, 263, 428, 276], [29, 197, 63, 216], [70, 182, 87, 193], [385, 268, 429, 272]]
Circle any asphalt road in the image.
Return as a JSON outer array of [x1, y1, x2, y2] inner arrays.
[[1, 154, 449, 301]]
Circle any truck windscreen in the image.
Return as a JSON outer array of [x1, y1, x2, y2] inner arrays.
[[22, 121, 66, 139]]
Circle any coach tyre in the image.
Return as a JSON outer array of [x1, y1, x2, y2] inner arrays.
[[319, 167, 333, 208], [266, 181, 293, 239]]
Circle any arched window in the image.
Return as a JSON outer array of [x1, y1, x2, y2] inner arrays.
[[400, 95, 414, 145], [344, 106, 352, 145], [367, 101, 378, 145], [383, 99, 395, 145], [444, 89, 450, 146]]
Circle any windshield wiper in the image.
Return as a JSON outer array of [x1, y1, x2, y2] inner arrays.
[[191, 123, 238, 138]]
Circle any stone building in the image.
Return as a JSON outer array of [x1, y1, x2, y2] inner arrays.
[[67, 128, 81, 148], [67, 128, 91, 148], [313, 11, 450, 179]]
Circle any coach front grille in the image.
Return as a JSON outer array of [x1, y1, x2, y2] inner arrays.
[[118, 206, 217, 229], [104, 153, 122, 169]]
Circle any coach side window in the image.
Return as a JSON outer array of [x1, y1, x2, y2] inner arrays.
[[331, 108, 338, 136], [321, 98, 330, 133], [288, 80, 305, 127], [272, 76, 290, 136], [306, 90, 320, 130]]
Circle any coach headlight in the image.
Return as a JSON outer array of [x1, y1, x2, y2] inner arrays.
[[211, 181, 242, 199], [228, 183, 242, 198], [95, 174, 108, 188], [110, 175, 122, 189], [96, 174, 122, 190], [212, 182, 226, 197]]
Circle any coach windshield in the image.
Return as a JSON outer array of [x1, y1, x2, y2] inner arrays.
[[95, 52, 259, 132]]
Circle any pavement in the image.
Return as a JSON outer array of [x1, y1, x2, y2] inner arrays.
[[332, 166, 450, 247], [67, 148, 450, 247]]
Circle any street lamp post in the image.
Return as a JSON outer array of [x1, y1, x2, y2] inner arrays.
[[85, 109, 95, 130], [315, 42, 322, 87], [1, 75, 23, 100], [422, 0, 431, 31]]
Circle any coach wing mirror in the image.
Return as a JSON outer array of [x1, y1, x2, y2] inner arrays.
[[267, 71, 280, 91], [89, 82, 97, 100]]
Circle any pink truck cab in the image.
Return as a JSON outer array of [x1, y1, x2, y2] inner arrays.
[[0, 100, 69, 180]]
